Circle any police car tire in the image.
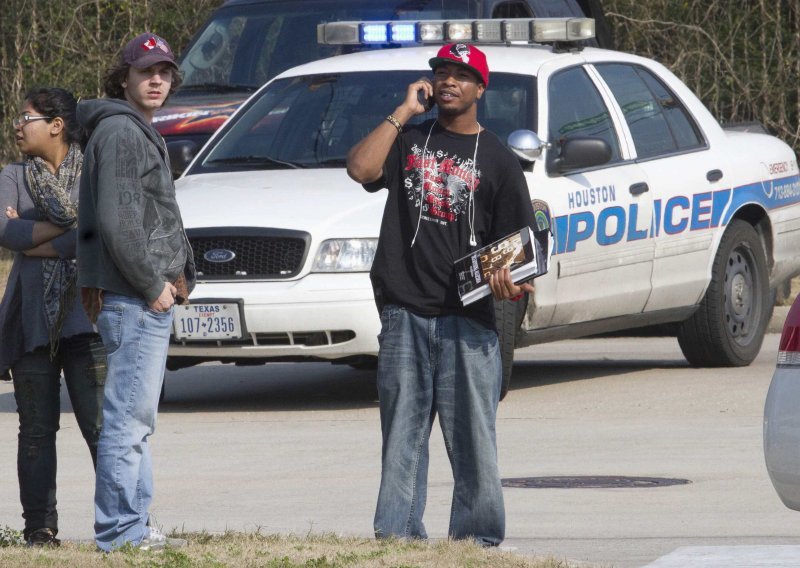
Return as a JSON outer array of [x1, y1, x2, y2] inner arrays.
[[677, 219, 769, 366], [495, 295, 527, 401]]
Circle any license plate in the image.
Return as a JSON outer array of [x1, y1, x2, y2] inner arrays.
[[173, 302, 243, 340]]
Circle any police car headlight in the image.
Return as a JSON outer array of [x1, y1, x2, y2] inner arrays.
[[312, 239, 378, 272]]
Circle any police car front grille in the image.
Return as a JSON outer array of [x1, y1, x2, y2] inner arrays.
[[170, 330, 356, 347], [186, 228, 311, 280]]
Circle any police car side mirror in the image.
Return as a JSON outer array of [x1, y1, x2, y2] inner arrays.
[[167, 140, 199, 179], [549, 137, 612, 174], [508, 129, 549, 163]]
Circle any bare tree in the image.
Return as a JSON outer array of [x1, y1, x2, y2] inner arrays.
[[606, 0, 800, 150], [0, 0, 223, 164]]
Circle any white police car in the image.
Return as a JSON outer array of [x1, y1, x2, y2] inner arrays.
[[169, 18, 800, 397]]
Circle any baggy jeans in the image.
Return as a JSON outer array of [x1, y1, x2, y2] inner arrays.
[[93, 293, 172, 551], [12, 334, 106, 539], [373, 305, 505, 546]]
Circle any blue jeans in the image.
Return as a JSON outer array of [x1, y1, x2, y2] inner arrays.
[[93, 293, 172, 551], [373, 305, 505, 546], [12, 334, 106, 539]]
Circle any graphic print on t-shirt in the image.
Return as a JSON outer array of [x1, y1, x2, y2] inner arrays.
[[403, 143, 481, 225]]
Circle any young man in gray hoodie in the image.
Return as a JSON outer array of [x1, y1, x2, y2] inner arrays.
[[76, 32, 195, 552]]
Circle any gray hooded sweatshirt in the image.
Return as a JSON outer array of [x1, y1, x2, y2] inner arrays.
[[76, 98, 195, 303]]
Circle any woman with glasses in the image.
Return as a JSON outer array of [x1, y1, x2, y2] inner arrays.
[[0, 87, 105, 547]]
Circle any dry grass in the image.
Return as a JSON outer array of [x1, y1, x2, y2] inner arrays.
[[0, 531, 581, 568]]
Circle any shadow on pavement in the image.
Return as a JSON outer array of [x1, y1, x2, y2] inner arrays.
[[509, 357, 689, 392], [0, 350, 692, 414], [159, 362, 379, 413]]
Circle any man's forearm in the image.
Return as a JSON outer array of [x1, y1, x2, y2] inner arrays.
[[346, 105, 415, 183]]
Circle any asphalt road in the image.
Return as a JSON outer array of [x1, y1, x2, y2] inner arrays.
[[1, 328, 799, 567]]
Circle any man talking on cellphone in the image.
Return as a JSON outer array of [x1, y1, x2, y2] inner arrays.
[[347, 43, 536, 546]]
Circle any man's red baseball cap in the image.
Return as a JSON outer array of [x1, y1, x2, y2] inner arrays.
[[122, 32, 177, 70], [428, 43, 489, 87]]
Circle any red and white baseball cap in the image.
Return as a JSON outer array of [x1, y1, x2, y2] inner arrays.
[[428, 43, 489, 86], [122, 33, 177, 69]]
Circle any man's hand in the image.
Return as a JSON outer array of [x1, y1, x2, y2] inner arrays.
[[5, 206, 19, 219], [488, 267, 535, 301], [149, 282, 177, 312], [406, 77, 433, 115]]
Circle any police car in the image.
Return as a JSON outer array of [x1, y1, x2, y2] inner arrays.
[[170, 18, 800, 398]]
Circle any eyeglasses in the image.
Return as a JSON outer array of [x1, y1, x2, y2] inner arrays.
[[12, 114, 52, 129]]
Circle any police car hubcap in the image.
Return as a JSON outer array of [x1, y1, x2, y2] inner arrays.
[[725, 249, 754, 340]]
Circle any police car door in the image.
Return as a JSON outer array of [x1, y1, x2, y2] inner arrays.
[[532, 62, 655, 327], [591, 62, 717, 313]]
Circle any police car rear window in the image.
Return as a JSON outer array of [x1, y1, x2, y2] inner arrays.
[[595, 63, 704, 159]]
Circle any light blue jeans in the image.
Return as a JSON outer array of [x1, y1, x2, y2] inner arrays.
[[93, 293, 172, 551], [373, 305, 505, 546]]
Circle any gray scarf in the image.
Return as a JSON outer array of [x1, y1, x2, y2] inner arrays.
[[24, 143, 82, 356]]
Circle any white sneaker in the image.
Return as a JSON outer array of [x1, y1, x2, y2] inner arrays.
[[137, 527, 187, 551]]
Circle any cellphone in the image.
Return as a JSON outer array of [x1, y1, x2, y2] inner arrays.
[[417, 89, 435, 111]]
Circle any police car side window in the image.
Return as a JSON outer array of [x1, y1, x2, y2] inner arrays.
[[547, 66, 621, 164], [595, 63, 703, 159]]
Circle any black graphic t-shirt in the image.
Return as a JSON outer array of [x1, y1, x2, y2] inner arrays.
[[365, 119, 535, 329]]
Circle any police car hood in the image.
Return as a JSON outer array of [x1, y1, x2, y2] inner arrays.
[[175, 169, 385, 238]]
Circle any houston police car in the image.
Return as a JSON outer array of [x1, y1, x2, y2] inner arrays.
[[169, 18, 800, 398]]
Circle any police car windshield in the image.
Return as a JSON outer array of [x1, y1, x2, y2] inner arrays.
[[178, 0, 481, 90], [195, 70, 536, 173]]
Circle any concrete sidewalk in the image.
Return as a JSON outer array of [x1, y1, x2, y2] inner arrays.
[[644, 545, 800, 567]]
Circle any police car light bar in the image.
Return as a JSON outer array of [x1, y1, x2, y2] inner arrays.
[[317, 18, 595, 46]]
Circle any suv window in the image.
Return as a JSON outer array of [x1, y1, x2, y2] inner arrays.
[[492, 1, 533, 17], [547, 66, 621, 166], [595, 63, 704, 159], [179, 0, 481, 89], [194, 71, 535, 174]]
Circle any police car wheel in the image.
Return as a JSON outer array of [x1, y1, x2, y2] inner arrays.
[[677, 219, 769, 366], [495, 295, 527, 400]]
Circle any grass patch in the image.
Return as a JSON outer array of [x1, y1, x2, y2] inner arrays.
[[0, 530, 579, 568], [0, 526, 23, 547]]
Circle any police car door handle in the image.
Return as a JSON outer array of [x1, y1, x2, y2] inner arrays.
[[706, 169, 724, 182], [629, 182, 649, 195]]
